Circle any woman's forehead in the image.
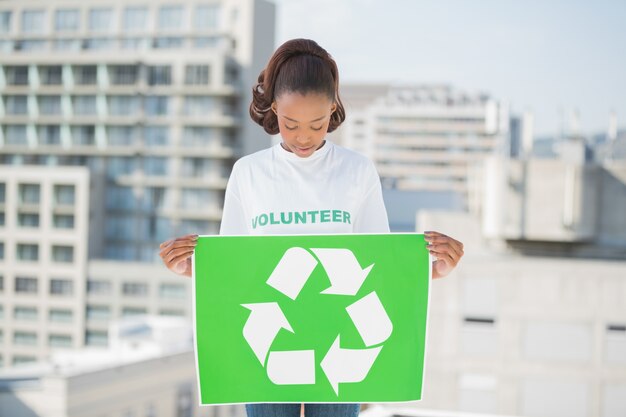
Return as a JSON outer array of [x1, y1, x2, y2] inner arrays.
[[274, 92, 334, 121]]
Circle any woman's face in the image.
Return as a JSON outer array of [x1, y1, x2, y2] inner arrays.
[[271, 92, 337, 158]]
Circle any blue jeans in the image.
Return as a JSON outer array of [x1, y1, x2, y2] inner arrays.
[[245, 403, 360, 417]]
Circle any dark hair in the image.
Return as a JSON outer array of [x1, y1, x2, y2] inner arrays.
[[249, 38, 346, 135]]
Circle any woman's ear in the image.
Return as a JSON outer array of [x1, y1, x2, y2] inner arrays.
[[271, 102, 277, 115], [330, 103, 337, 114]]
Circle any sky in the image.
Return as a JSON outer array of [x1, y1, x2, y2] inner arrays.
[[271, 0, 626, 137]]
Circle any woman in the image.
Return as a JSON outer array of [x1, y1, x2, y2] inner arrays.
[[159, 38, 464, 417]]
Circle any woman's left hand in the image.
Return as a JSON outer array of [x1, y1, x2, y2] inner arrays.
[[424, 231, 464, 279]]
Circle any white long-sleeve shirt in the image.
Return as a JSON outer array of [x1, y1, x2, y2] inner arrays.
[[219, 139, 390, 236]]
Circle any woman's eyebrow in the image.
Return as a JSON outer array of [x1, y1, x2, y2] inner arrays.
[[282, 115, 326, 123]]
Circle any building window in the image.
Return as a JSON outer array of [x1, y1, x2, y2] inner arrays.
[[19, 184, 40, 204], [184, 65, 210, 85], [105, 243, 136, 261], [14, 306, 38, 320], [108, 95, 139, 116], [143, 187, 168, 210], [15, 276, 38, 293], [122, 282, 148, 297], [16, 40, 48, 53], [107, 126, 137, 146], [182, 96, 214, 116], [145, 96, 169, 116], [143, 217, 172, 243], [14, 331, 37, 346], [54, 184, 75, 206], [71, 125, 96, 145], [105, 185, 136, 209], [87, 280, 112, 295], [85, 330, 108, 346], [86, 305, 110, 320], [5, 65, 29, 85], [158, 6, 184, 30], [74, 65, 98, 85], [49, 334, 72, 347], [109, 65, 138, 85], [4, 125, 28, 146], [180, 158, 213, 178], [50, 279, 73, 296], [193, 36, 220, 49], [53, 214, 75, 229], [83, 38, 115, 50], [123, 7, 148, 32], [194, 5, 219, 29], [55, 9, 79, 32], [159, 283, 186, 299], [181, 127, 216, 147], [180, 188, 212, 210], [0, 183, 5, 202], [105, 215, 135, 241], [153, 37, 184, 49], [159, 309, 185, 317], [38, 95, 62, 115], [89, 8, 113, 32], [39, 65, 63, 85], [122, 307, 147, 317], [144, 126, 169, 146], [21, 9, 45, 34], [52, 245, 74, 263], [53, 38, 81, 51], [0, 11, 12, 33], [17, 244, 39, 262], [72, 95, 97, 116], [38, 125, 62, 145], [5, 95, 28, 115], [143, 156, 168, 176], [49, 308, 73, 323], [18, 213, 39, 228], [0, 275, 3, 290], [147, 66, 171, 86], [12, 356, 37, 366], [177, 219, 211, 236]]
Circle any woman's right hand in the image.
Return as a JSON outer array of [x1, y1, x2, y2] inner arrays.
[[159, 234, 199, 277]]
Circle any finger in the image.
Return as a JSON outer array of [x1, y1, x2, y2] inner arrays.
[[159, 240, 197, 257], [428, 248, 457, 266], [168, 252, 193, 269], [427, 242, 463, 260], [164, 247, 194, 264], [159, 234, 198, 249], [425, 235, 464, 255]]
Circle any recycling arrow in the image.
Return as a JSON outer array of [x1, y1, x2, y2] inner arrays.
[[320, 335, 382, 396], [241, 302, 293, 364], [311, 248, 374, 296], [241, 246, 393, 396]]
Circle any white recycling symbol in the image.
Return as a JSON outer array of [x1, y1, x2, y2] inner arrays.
[[241, 247, 393, 395]]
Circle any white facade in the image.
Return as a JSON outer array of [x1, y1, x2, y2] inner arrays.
[[332, 84, 508, 208], [0, 316, 245, 417], [368, 158, 626, 417], [84, 259, 193, 348], [0, 0, 276, 263], [0, 165, 89, 369], [0, 0, 275, 368]]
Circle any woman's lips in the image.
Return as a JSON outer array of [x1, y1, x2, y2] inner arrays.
[[295, 145, 313, 154]]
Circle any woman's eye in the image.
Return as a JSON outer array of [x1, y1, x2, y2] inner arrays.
[[285, 125, 298, 130], [311, 126, 323, 131]]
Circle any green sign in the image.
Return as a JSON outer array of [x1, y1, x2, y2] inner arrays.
[[193, 233, 430, 405]]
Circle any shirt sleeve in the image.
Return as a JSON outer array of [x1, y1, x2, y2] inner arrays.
[[219, 163, 249, 235], [353, 161, 390, 233]]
